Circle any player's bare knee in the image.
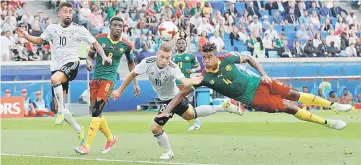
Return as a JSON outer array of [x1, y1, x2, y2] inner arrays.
[[51, 72, 67, 84], [286, 90, 300, 101], [283, 101, 298, 115], [181, 108, 196, 120], [151, 122, 163, 134]]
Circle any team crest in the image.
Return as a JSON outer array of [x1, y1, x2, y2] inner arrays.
[[102, 43, 106, 48], [209, 80, 214, 85], [119, 48, 124, 53], [225, 65, 232, 71], [185, 56, 190, 61]]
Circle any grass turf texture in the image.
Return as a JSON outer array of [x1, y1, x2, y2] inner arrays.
[[1, 111, 361, 165]]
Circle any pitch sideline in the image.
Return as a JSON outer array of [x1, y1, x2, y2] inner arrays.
[[1, 153, 224, 165]]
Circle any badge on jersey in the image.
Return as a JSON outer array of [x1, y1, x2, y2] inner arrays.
[[225, 65, 232, 71], [119, 48, 124, 53], [209, 80, 214, 85], [185, 56, 190, 61]]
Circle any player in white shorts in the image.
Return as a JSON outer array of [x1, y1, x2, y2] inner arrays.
[[111, 43, 243, 160], [15, 2, 111, 145]]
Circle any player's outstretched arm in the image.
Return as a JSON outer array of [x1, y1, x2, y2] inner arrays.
[[179, 77, 204, 88], [240, 55, 271, 82], [86, 49, 96, 71], [111, 70, 138, 100], [158, 86, 195, 117], [126, 60, 140, 96], [92, 41, 112, 65], [15, 27, 45, 45]]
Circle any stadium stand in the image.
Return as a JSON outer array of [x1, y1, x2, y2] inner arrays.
[[1, 0, 361, 114]]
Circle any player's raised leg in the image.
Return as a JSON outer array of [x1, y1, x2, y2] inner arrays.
[[51, 71, 68, 124], [152, 114, 173, 160], [53, 88, 84, 144], [74, 80, 116, 155]]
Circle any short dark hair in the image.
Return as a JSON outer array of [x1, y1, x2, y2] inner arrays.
[[202, 42, 217, 53], [59, 2, 73, 9], [176, 38, 187, 43], [110, 16, 124, 25]]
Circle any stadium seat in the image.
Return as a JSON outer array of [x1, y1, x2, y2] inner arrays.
[[209, 2, 224, 11], [13, 91, 21, 96], [235, 2, 246, 10], [274, 24, 282, 33], [1, 91, 4, 97], [284, 25, 295, 33], [321, 31, 328, 39], [354, 84, 361, 97], [268, 51, 279, 58]]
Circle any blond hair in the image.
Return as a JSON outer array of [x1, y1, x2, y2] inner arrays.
[[158, 42, 173, 52]]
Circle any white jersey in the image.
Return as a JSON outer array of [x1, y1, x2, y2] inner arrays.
[[40, 23, 96, 71], [134, 56, 185, 101]]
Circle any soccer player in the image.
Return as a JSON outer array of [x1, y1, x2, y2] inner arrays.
[[74, 17, 139, 155], [172, 38, 202, 131], [15, 2, 111, 145], [111, 43, 242, 160], [158, 42, 352, 131]]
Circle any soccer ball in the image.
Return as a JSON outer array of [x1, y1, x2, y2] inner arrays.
[[158, 21, 178, 42]]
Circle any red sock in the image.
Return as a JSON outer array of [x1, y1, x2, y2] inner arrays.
[[37, 111, 45, 117], [29, 111, 36, 117], [46, 111, 55, 117]]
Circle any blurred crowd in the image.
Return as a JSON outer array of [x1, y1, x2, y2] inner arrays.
[[2, 0, 361, 62]]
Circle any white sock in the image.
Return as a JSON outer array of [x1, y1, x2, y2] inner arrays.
[[53, 83, 64, 113], [194, 105, 225, 118], [64, 109, 82, 133], [154, 130, 171, 152]]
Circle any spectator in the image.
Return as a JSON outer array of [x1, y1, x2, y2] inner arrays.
[[273, 32, 285, 55], [308, 2, 319, 16], [198, 31, 208, 52], [340, 88, 353, 104], [21, 89, 36, 117], [262, 15, 271, 30], [345, 43, 357, 57], [335, 16, 346, 31], [279, 39, 292, 58], [310, 11, 321, 28], [1, 30, 11, 61], [292, 40, 306, 57], [340, 32, 349, 50], [357, 94, 361, 103], [264, 24, 278, 40], [265, 0, 278, 15], [326, 30, 340, 48], [32, 91, 54, 117], [248, 15, 262, 35], [209, 31, 225, 52], [4, 89, 11, 97], [253, 37, 265, 58], [272, 11, 284, 25], [230, 26, 240, 46], [296, 24, 310, 40], [28, 43, 41, 61], [197, 17, 214, 35], [262, 33, 274, 58], [299, 10, 310, 27], [355, 39, 361, 57], [313, 32, 322, 48], [346, 11, 357, 25], [89, 5, 104, 35], [330, 2, 347, 17], [247, 29, 258, 53], [320, 18, 333, 32], [304, 39, 318, 57], [328, 41, 341, 57], [349, 32, 358, 45], [42, 44, 51, 60], [247, 2, 260, 18], [238, 26, 249, 42], [212, 10, 222, 25], [329, 91, 340, 103], [228, 3, 238, 18], [286, 8, 298, 25], [190, 12, 202, 28], [317, 39, 329, 57]]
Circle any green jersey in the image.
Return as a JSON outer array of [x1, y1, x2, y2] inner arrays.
[[172, 53, 199, 85], [196, 54, 261, 105], [92, 33, 133, 82]]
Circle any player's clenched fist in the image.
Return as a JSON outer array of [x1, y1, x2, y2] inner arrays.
[[133, 85, 141, 97], [15, 27, 28, 38], [190, 76, 203, 85], [102, 56, 113, 65], [111, 90, 122, 100]]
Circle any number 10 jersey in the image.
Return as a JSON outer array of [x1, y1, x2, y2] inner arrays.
[[40, 23, 96, 71]]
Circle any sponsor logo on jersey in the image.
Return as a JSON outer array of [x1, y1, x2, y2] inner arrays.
[[185, 56, 190, 61], [225, 65, 232, 71], [209, 80, 214, 85]]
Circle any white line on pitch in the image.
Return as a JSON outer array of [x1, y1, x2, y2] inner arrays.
[[0, 153, 223, 165]]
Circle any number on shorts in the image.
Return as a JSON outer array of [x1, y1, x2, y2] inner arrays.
[[158, 104, 167, 113], [105, 83, 111, 92]]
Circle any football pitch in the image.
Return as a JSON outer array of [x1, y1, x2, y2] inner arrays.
[[1, 111, 361, 165]]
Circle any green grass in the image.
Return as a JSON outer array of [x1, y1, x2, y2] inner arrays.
[[1, 111, 361, 165]]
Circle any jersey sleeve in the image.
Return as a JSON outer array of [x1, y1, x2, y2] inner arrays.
[[134, 59, 149, 75], [39, 25, 53, 41], [78, 26, 96, 44], [170, 63, 186, 80]]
